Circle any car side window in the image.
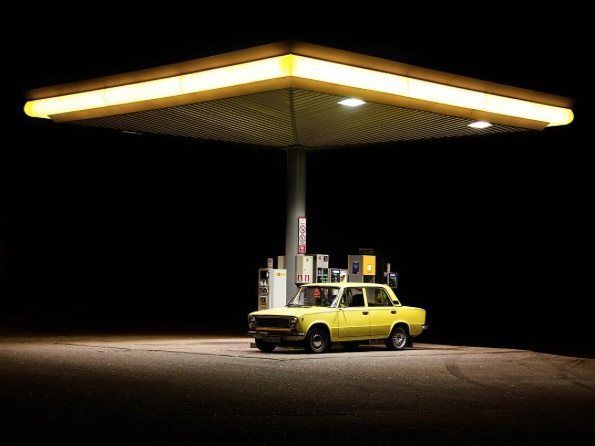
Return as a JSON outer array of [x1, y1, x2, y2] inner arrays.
[[340, 288, 365, 308], [365, 288, 392, 307]]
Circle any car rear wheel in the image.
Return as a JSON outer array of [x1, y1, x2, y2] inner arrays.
[[305, 326, 331, 353], [385, 325, 409, 351], [255, 339, 277, 353]]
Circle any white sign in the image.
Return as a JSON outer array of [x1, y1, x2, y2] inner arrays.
[[298, 216, 307, 254]]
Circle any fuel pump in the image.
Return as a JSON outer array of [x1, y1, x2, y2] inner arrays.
[[315, 254, 329, 283], [348, 254, 376, 283], [295, 254, 313, 285], [330, 268, 348, 283], [385, 262, 398, 288], [330, 268, 341, 283], [258, 267, 287, 310]]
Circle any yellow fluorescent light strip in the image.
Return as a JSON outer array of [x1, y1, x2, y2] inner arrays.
[[291, 56, 573, 126], [24, 56, 293, 120], [24, 54, 574, 126]]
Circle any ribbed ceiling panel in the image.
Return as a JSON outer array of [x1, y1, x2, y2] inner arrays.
[[78, 90, 294, 147], [75, 89, 522, 148], [292, 90, 520, 147]]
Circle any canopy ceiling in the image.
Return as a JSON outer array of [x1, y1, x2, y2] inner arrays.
[[76, 88, 521, 148]]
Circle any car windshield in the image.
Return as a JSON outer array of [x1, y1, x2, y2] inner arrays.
[[288, 286, 341, 307]]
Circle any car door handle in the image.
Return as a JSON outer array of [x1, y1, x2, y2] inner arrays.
[[391, 310, 397, 314], [362, 311, 369, 315]]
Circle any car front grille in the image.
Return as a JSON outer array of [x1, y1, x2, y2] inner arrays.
[[255, 317, 290, 329]]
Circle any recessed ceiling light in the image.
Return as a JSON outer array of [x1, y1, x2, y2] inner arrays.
[[468, 121, 492, 129], [338, 98, 366, 107]]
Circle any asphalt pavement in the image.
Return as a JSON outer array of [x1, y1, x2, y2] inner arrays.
[[1, 334, 593, 444]]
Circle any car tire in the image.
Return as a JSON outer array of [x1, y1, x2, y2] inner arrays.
[[342, 342, 360, 351], [385, 325, 409, 351], [304, 326, 331, 353], [255, 339, 277, 353]]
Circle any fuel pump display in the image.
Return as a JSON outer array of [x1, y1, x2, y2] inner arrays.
[[388, 272, 398, 288]]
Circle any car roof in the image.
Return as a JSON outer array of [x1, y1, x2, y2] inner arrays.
[[302, 282, 388, 287]]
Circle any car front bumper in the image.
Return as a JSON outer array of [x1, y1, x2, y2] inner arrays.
[[248, 331, 307, 342]]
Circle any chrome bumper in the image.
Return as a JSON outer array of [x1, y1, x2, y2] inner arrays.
[[248, 331, 306, 341]]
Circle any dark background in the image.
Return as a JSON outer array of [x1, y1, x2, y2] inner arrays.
[[3, 8, 591, 352]]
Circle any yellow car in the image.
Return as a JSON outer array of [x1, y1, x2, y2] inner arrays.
[[248, 283, 427, 353]]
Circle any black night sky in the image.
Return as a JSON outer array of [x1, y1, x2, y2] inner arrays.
[[3, 8, 591, 353]]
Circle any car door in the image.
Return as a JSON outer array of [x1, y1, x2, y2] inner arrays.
[[365, 287, 396, 337], [337, 287, 371, 338]]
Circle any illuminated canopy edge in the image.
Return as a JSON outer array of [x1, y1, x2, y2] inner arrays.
[[24, 41, 574, 129]]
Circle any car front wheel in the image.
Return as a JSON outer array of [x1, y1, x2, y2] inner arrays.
[[305, 326, 331, 353], [385, 325, 409, 351], [255, 339, 277, 353]]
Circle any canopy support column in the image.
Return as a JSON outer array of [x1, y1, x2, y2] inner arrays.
[[285, 146, 307, 300]]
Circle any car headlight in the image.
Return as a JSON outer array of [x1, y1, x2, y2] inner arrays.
[[248, 316, 256, 330], [289, 316, 298, 329]]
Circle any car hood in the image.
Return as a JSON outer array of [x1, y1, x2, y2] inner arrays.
[[250, 306, 335, 317]]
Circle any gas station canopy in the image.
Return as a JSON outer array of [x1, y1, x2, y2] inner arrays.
[[24, 41, 575, 298], [25, 41, 573, 148]]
